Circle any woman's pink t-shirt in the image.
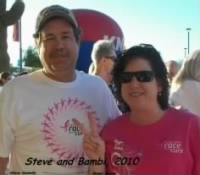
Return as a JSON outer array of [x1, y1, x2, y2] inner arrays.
[[101, 108, 200, 174]]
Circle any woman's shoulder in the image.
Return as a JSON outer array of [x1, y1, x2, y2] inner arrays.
[[100, 114, 127, 136], [167, 107, 199, 123]]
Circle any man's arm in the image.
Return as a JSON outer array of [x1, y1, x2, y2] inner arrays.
[[0, 157, 9, 174], [0, 87, 14, 174]]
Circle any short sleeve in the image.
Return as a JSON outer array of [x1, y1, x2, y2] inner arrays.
[[102, 81, 121, 120], [190, 116, 200, 174], [0, 87, 15, 157]]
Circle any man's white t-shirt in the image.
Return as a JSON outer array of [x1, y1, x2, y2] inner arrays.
[[0, 70, 120, 174]]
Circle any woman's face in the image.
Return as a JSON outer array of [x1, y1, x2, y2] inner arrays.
[[121, 58, 161, 111]]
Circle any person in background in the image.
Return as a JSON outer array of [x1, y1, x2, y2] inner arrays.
[[74, 44, 200, 174], [165, 60, 179, 84], [88, 40, 125, 111], [0, 5, 120, 174], [0, 72, 12, 86], [89, 39, 116, 86], [170, 49, 200, 117]]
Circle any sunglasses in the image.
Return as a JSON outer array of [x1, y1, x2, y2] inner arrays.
[[104, 56, 116, 61], [120, 70, 154, 83]]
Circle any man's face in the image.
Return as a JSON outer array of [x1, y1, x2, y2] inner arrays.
[[36, 18, 79, 78], [168, 62, 178, 80], [103, 50, 116, 84]]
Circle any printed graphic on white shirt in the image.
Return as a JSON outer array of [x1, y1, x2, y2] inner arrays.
[[40, 97, 101, 168]]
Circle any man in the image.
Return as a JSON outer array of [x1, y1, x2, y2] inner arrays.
[[0, 5, 120, 174], [88, 40, 126, 113], [88, 40, 116, 85], [166, 60, 179, 84]]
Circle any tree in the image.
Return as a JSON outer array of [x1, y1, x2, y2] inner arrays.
[[23, 46, 42, 68], [0, 0, 25, 72]]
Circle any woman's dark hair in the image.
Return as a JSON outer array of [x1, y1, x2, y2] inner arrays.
[[113, 44, 169, 111]]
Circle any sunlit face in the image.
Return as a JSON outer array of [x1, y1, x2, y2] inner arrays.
[[36, 18, 79, 77], [103, 58, 115, 84], [101, 50, 116, 84], [167, 62, 178, 81], [121, 58, 161, 111]]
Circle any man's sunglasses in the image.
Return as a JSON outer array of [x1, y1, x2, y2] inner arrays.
[[120, 70, 155, 83]]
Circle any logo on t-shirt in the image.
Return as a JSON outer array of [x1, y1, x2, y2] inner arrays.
[[162, 140, 184, 154], [110, 139, 143, 174], [40, 97, 101, 168], [60, 120, 82, 136]]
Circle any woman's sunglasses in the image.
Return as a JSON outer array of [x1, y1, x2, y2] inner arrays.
[[120, 70, 155, 83]]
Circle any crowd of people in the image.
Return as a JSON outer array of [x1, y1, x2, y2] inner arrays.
[[0, 4, 199, 175]]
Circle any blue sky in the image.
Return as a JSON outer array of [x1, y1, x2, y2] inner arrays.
[[7, 0, 199, 65]]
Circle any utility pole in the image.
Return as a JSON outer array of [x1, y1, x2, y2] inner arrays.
[[186, 28, 191, 55]]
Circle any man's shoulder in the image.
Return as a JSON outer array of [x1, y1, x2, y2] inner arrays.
[[2, 70, 39, 92], [77, 70, 107, 85]]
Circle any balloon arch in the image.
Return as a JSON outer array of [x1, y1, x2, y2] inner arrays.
[[72, 9, 124, 72]]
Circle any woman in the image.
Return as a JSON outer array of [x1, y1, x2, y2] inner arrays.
[[73, 44, 200, 174], [170, 49, 200, 117]]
